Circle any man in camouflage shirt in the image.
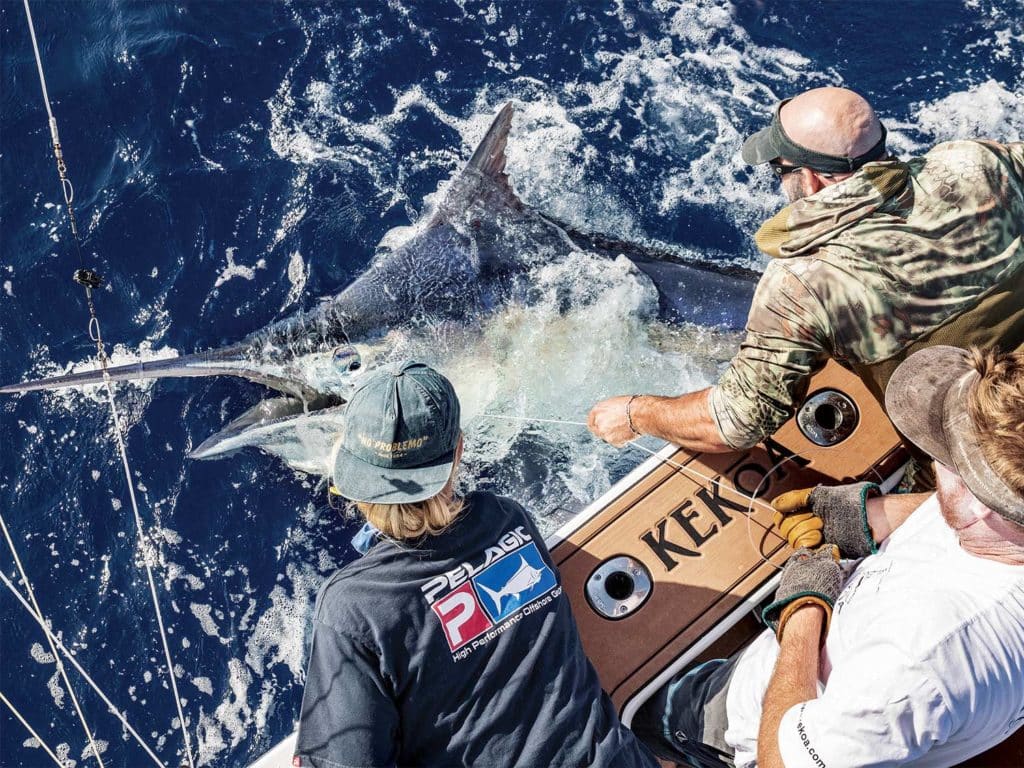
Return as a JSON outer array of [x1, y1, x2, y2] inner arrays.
[[589, 86, 1024, 457]]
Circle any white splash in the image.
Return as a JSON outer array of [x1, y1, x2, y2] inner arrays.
[[27, 341, 181, 416], [281, 251, 308, 309], [914, 79, 1024, 143], [214, 247, 267, 288]]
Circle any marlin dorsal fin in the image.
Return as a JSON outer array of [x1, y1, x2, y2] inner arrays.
[[465, 101, 514, 181], [431, 102, 524, 224]]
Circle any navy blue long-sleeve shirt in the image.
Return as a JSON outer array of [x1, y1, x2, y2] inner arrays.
[[294, 490, 658, 768]]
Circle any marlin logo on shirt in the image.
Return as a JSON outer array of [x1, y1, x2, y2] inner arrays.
[[422, 529, 559, 656], [475, 555, 546, 613]]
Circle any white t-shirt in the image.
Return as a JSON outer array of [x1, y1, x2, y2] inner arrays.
[[724, 494, 1024, 768]]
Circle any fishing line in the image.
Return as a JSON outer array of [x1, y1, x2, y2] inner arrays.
[[21, 2, 196, 766], [479, 412, 788, 564], [0, 689, 65, 768], [0, 508, 104, 766], [0, 569, 169, 768]]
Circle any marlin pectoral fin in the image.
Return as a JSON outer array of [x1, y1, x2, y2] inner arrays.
[[189, 399, 346, 475], [0, 346, 322, 402]]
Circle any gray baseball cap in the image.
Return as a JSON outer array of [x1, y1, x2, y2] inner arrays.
[[332, 360, 461, 505], [885, 346, 1024, 525]]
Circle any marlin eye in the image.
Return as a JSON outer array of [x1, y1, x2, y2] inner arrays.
[[332, 346, 362, 373]]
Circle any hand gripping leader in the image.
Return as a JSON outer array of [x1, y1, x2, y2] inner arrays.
[[761, 546, 842, 643], [771, 482, 881, 559]]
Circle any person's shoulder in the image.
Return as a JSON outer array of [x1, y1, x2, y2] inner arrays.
[[924, 138, 1013, 167], [465, 490, 544, 542], [313, 552, 392, 623], [466, 489, 529, 518], [314, 564, 360, 616], [755, 254, 852, 303]]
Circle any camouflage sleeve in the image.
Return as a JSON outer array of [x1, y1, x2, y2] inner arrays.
[[979, 140, 1024, 187], [999, 141, 1024, 182], [708, 262, 832, 449]]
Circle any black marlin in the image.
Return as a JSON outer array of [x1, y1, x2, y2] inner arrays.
[[1, 102, 757, 470]]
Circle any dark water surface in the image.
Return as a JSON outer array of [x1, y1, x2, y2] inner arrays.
[[1, 1, 1022, 766]]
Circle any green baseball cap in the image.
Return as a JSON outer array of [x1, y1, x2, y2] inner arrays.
[[332, 360, 461, 504]]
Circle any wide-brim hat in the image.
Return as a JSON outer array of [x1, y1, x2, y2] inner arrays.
[[885, 346, 1024, 525]]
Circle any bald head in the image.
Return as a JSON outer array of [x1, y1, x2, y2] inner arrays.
[[780, 87, 882, 159]]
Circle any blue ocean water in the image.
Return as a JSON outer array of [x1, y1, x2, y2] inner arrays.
[[1, 1, 1022, 766]]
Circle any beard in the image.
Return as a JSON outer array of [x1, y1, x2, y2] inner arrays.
[[782, 174, 806, 202], [935, 461, 976, 532], [936, 465, 959, 528]]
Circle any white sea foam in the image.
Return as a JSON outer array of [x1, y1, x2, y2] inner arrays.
[[190, 603, 231, 645], [244, 562, 318, 678], [196, 658, 255, 762], [80, 740, 108, 761], [55, 742, 75, 768], [214, 247, 267, 288], [914, 79, 1024, 144], [30, 642, 55, 664], [47, 670, 66, 709], [281, 250, 308, 309]]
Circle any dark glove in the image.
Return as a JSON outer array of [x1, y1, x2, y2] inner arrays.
[[761, 546, 841, 643], [772, 482, 881, 559]]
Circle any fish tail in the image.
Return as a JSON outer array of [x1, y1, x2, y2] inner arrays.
[[477, 582, 503, 612]]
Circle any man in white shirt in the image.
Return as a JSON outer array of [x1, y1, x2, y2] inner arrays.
[[633, 345, 1024, 768]]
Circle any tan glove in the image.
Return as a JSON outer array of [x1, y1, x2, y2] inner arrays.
[[772, 487, 824, 549], [772, 482, 881, 558]]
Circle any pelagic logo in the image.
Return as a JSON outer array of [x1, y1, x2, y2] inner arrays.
[[641, 438, 810, 570], [422, 528, 558, 656]]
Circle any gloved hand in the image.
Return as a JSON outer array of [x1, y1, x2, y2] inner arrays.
[[771, 482, 881, 559], [761, 546, 841, 643]]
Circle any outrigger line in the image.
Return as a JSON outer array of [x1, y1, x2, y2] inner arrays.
[[0, 508, 106, 767], [0, 569, 168, 768], [0, 689, 64, 768], [480, 413, 788, 571], [15, 3, 197, 767]]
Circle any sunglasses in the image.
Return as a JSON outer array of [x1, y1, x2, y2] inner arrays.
[[770, 161, 804, 178]]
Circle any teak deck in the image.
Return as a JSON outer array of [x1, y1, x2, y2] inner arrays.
[[250, 361, 1023, 768], [553, 360, 1022, 765]]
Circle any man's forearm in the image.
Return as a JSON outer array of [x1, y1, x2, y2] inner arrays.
[[631, 388, 734, 453], [758, 606, 824, 768], [866, 492, 929, 544]]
